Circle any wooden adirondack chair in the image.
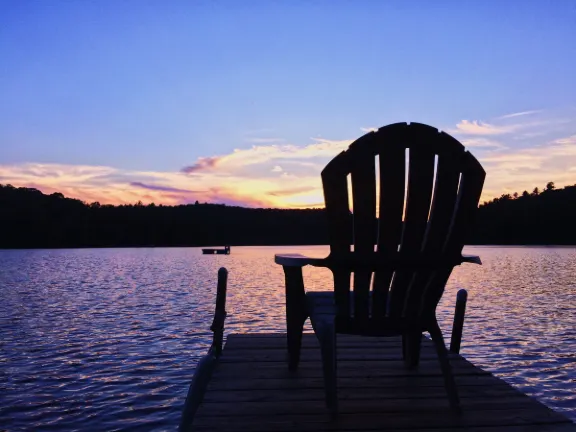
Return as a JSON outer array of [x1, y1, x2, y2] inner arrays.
[[275, 122, 486, 414]]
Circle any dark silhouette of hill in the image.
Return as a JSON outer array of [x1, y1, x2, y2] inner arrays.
[[1, 182, 575, 248], [473, 182, 576, 245]]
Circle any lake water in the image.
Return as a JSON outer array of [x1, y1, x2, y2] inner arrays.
[[0, 246, 574, 430]]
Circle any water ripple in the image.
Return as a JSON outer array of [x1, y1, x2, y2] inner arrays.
[[0, 246, 574, 430]]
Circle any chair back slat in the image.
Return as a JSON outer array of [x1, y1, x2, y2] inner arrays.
[[422, 151, 485, 314], [387, 128, 435, 318], [372, 138, 406, 319], [443, 151, 486, 255], [321, 152, 352, 317], [350, 143, 377, 321], [423, 142, 463, 252], [404, 135, 463, 317]]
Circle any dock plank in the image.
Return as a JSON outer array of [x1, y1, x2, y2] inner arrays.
[[202, 386, 526, 403], [211, 359, 487, 379], [192, 408, 569, 432], [189, 333, 575, 431]]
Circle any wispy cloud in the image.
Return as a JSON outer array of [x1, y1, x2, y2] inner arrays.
[[129, 182, 197, 194], [449, 120, 521, 135], [449, 113, 569, 138], [447, 110, 576, 200], [0, 136, 352, 208], [267, 186, 316, 197], [498, 110, 542, 120], [2, 116, 575, 208], [461, 138, 506, 149], [0, 162, 272, 207], [181, 138, 351, 176], [244, 137, 286, 144], [181, 156, 220, 174], [360, 127, 378, 133], [478, 134, 576, 200]]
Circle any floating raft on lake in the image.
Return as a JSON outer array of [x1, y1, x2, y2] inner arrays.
[[183, 333, 575, 431], [201, 246, 231, 255]]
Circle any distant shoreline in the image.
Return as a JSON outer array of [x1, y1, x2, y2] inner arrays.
[[2, 183, 576, 248], [1, 244, 575, 251]]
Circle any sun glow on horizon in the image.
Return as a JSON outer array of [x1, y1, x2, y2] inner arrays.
[[2, 113, 576, 209]]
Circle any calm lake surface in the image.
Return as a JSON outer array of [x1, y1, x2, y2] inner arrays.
[[0, 246, 575, 430]]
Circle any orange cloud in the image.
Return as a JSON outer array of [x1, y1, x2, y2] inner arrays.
[[0, 162, 277, 207], [1, 117, 575, 208], [267, 186, 317, 197]]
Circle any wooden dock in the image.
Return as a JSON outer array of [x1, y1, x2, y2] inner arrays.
[[188, 333, 575, 432]]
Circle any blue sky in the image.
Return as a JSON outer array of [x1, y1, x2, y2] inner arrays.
[[1, 1, 575, 206]]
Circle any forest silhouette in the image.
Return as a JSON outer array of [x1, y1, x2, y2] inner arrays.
[[1, 182, 574, 248]]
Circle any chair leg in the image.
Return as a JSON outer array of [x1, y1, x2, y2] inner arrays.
[[402, 331, 422, 369], [287, 313, 306, 371], [283, 266, 308, 371], [428, 320, 461, 413], [316, 319, 338, 415]]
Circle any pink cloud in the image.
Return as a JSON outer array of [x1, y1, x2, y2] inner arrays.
[[2, 118, 576, 209], [181, 156, 220, 173], [129, 181, 199, 194]]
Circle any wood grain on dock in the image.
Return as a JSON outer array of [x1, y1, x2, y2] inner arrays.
[[190, 333, 575, 431]]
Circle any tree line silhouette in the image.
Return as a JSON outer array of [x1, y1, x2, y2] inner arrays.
[[1, 182, 575, 248]]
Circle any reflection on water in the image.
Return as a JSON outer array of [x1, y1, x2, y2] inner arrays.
[[0, 246, 574, 430]]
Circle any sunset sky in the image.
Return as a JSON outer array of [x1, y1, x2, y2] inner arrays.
[[1, 1, 575, 208]]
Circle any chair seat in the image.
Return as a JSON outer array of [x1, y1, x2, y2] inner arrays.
[[306, 291, 428, 336], [306, 291, 338, 315]]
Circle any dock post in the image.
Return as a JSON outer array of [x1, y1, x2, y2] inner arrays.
[[211, 267, 228, 356], [179, 267, 228, 431], [450, 289, 467, 354]]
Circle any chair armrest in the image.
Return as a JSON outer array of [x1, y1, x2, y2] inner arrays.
[[462, 254, 482, 265], [274, 253, 327, 267], [276, 252, 482, 268]]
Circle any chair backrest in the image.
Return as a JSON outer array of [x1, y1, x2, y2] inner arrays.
[[321, 122, 485, 328]]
